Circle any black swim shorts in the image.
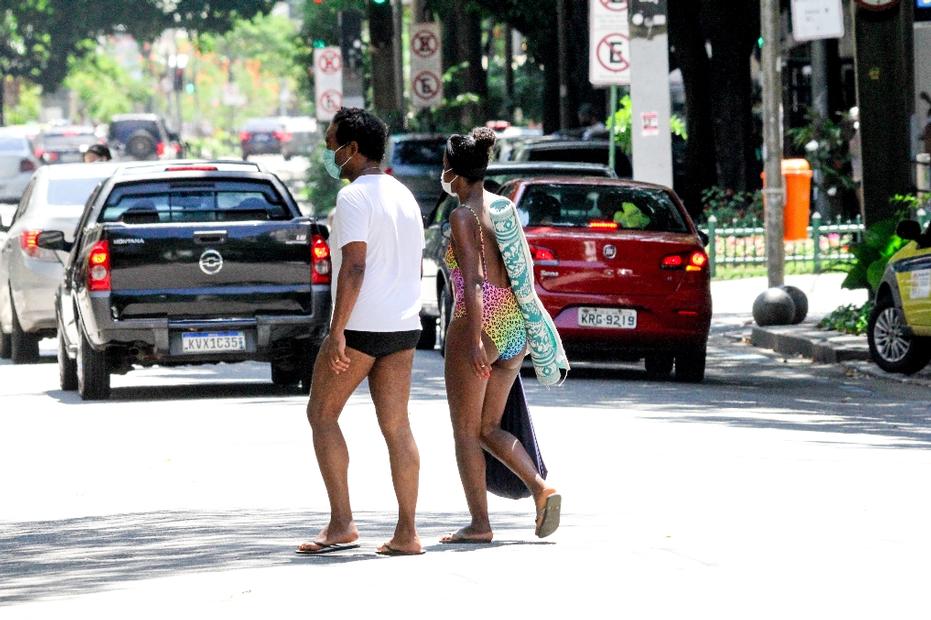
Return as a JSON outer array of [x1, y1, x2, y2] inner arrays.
[[343, 329, 422, 358]]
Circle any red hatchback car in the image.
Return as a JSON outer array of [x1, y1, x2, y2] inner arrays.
[[422, 177, 712, 381]]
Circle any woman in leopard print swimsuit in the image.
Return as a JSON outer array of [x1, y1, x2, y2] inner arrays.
[[439, 127, 559, 544]]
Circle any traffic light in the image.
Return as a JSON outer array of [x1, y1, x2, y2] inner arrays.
[[368, 0, 392, 49], [313, 39, 327, 48]]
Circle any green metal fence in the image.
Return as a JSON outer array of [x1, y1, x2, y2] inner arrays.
[[700, 213, 865, 278]]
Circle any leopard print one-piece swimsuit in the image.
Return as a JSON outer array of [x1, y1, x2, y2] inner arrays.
[[445, 206, 527, 361]]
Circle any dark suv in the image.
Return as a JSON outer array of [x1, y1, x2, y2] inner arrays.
[[107, 114, 174, 161], [37, 161, 332, 400]]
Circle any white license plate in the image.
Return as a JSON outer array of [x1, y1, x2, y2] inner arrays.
[[578, 307, 637, 329], [181, 331, 246, 353]]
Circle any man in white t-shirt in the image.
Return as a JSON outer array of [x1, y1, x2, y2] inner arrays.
[[297, 108, 427, 557]]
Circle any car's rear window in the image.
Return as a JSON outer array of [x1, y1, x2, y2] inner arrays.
[[517, 185, 689, 232], [99, 188, 289, 223], [0, 137, 27, 152], [109, 121, 160, 143], [47, 177, 108, 206], [526, 147, 605, 165], [41, 134, 98, 150], [392, 139, 445, 166]]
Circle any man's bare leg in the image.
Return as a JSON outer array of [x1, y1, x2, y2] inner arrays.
[[300, 346, 375, 552], [368, 348, 423, 554]]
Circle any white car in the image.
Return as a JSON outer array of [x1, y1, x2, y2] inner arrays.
[[0, 162, 121, 363], [0, 133, 40, 203]]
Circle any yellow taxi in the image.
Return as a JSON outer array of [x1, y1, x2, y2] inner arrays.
[[868, 219, 931, 373]]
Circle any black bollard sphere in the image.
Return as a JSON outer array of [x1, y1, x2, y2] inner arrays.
[[753, 288, 797, 326], [779, 285, 809, 324]]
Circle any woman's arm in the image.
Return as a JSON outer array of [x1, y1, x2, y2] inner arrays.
[[450, 207, 490, 378]]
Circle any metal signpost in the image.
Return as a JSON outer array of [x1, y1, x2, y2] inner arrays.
[[410, 22, 443, 110], [761, 0, 785, 287], [589, 0, 632, 173], [313, 47, 344, 123]]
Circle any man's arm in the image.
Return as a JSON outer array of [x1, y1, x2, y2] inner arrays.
[[326, 241, 366, 373]]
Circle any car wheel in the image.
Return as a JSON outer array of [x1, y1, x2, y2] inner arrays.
[[438, 284, 453, 357], [299, 342, 321, 395], [271, 359, 300, 386], [0, 321, 10, 359], [674, 345, 706, 383], [10, 299, 39, 364], [644, 354, 673, 380], [77, 329, 110, 400], [417, 315, 437, 350], [58, 329, 78, 391], [867, 297, 931, 374]]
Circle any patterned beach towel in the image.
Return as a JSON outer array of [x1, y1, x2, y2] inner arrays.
[[488, 198, 569, 386]]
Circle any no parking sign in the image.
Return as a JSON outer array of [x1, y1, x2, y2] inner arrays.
[[590, 0, 631, 86], [314, 47, 343, 122], [410, 23, 443, 109]]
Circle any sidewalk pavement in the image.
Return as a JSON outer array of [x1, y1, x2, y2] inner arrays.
[[711, 273, 931, 387]]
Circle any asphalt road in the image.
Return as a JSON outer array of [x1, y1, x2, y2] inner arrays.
[[2, 280, 930, 618]]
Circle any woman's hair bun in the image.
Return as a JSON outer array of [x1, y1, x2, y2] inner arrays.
[[470, 126, 497, 151]]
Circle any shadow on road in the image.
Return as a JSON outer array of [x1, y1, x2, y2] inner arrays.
[[0, 509, 541, 605]]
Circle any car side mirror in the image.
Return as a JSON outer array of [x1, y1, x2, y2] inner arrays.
[[0, 214, 7, 233], [698, 230, 710, 247], [896, 219, 922, 241], [36, 230, 72, 252]]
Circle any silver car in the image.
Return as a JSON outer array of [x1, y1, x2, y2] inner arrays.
[[0, 133, 40, 203], [0, 162, 121, 363]]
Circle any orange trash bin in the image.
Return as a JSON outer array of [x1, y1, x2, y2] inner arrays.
[[761, 158, 813, 241]]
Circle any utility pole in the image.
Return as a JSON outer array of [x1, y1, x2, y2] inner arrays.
[[504, 25, 515, 122], [761, 0, 785, 288], [628, 0, 673, 187], [368, 0, 399, 128]]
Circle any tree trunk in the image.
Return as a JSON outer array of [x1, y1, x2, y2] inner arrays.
[[369, 0, 399, 128], [668, 0, 717, 218], [703, 0, 760, 192], [0, 77, 5, 127], [452, 0, 487, 126]]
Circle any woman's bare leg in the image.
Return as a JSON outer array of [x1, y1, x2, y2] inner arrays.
[[479, 352, 558, 519], [443, 318, 498, 542]]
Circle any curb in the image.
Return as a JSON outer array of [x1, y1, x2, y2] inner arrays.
[[750, 324, 870, 364]]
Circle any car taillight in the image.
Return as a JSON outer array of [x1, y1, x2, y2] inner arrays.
[[661, 251, 708, 272], [19, 158, 37, 173], [20, 230, 41, 257], [87, 240, 111, 292], [156, 142, 166, 157], [588, 219, 618, 230], [273, 131, 293, 142], [686, 251, 708, 272], [239, 131, 251, 142], [529, 244, 557, 263], [311, 234, 331, 285], [384, 167, 393, 175]]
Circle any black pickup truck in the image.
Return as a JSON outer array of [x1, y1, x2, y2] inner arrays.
[[37, 161, 331, 400]]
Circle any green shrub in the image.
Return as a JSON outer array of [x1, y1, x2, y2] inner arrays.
[[698, 187, 764, 227], [818, 302, 873, 335]]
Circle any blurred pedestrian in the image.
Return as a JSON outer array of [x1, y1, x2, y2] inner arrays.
[[578, 103, 607, 140], [440, 127, 563, 544], [83, 144, 111, 163], [297, 107, 426, 557]]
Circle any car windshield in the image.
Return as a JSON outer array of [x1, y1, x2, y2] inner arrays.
[[47, 177, 108, 206], [42, 134, 97, 150], [99, 188, 288, 223], [392, 139, 445, 166], [517, 185, 689, 232], [109, 121, 160, 143]]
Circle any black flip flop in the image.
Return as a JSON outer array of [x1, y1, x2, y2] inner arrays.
[[295, 542, 360, 555], [535, 494, 562, 538], [376, 543, 426, 556]]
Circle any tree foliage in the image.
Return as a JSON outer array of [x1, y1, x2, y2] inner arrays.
[[0, 0, 276, 91]]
